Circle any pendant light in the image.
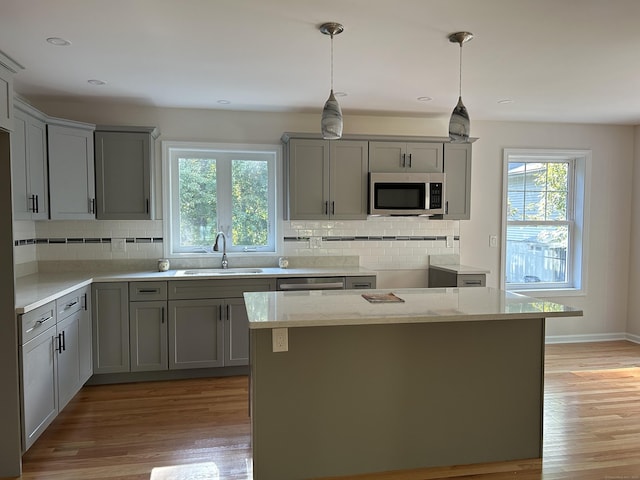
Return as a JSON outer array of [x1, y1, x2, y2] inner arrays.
[[320, 22, 344, 140], [448, 31, 473, 143]]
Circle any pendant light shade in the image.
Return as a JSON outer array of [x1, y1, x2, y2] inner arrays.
[[320, 22, 344, 140], [448, 31, 473, 143]]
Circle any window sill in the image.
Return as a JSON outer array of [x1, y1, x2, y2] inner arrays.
[[507, 287, 586, 298]]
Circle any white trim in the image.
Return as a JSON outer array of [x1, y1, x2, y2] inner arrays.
[[545, 332, 628, 344], [625, 333, 640, 344], [501, 148, 591, 295]]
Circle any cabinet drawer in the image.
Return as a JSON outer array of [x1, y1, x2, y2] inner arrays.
[[56, 287, 87, 319], [457, 274, 486, 287], [20, 301, 56, 344], [168, 278, 275, 300], [345, 276, 377, 289], [130, 281, 167, 301]]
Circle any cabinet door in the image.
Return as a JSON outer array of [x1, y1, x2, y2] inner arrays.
[[225, 298, 250, 366], [406, 143, 443, 172], [56, 313, 81, 411], [20, 326, 58, 452], [95, 131, 152, 220], [48, 123, 95, 220], [0, 63, 12, 131], [168, 299, 224, 369], [129, 301, 168, 372], [443, 143, 472, 220], [330, 141, 368, 219], [92, 283, 129, 374], [78, 288, 93, 384], [11, 108, 48, 220], [368, 141, 406, 172], [286, 139, 330, 219]]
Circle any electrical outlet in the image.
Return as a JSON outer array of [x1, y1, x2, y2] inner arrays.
[[112, 238, 126, 252], [489, 235, 498, 248], [272, 328, 288, 352], [446, 235, 453, 248]]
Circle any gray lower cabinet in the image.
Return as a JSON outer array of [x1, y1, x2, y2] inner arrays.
[[47, 119, 96, 219], [94, 126, 158, 220], [11, 98, 49, 220], [284, 138, 368, 220], [129, 281, 168, 371], [369, 141, 444, 173], [19, 302, 58, 452], [443, 143, 472, 220], [168, 278, 276, 368], [130, 300, 168, 371], [168, 299, 224, 369], [19, 286, 92, 452], [92, 282, 129, 374]]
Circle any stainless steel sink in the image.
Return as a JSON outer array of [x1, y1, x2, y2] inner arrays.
[[174, 268, 263, 276]]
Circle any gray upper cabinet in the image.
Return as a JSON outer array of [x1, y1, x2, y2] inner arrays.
[[285, 138, 368, 220], [94, 126, 159, 220], [11, 98, 48, 220], [369, 141, 443, 173], [443, 143, 472, 220], [47, 119, 96, 220], [0, 53, 21, 131]]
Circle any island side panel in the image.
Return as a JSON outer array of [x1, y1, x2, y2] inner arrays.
[[250, 318, 544, 480]]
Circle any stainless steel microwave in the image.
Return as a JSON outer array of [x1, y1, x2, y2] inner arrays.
[[369, 172, 445, 215]]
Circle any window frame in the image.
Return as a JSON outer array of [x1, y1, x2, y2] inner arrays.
[[501, 149, 591, 296], [162, 141, 280, 258]]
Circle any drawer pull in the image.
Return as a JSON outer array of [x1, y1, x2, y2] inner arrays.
[[64, 300, 78, 310], [138, 289, 160, 294], [25, 315, 53, 334]]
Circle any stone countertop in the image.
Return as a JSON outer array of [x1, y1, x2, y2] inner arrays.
[[429, 264, 491, 275], [14, 267, 375, 314], [243, 287, 582, 329]]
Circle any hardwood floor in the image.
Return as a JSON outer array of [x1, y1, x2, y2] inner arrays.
[[13, 341, 640, 480]]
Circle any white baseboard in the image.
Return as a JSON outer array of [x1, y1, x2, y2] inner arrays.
[[545, 332, 629, 344]]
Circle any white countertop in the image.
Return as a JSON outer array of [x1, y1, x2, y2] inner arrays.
[[14, 267, 375, 313], [429, 264, 491, 275], [243, 287, 582, 329]]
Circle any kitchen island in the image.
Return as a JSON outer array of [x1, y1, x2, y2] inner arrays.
[[244, 287, 582, 480]]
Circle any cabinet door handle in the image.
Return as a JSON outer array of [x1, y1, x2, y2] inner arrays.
[[82, 293, 88, 310], [445, 200, 449, 215], [56, 333, 63, 354], [408, 153, 412, 168], [401, 153, 406, 168], [146, 198, 149, 214], [331, 201, 335, 215], [226, 304, 231, 321], [161, 306, 165, 324], [324, 201, 329, 215], [35, 194, 39, 213], [28, 194, 35, 213], [219, 305, 223, 321]]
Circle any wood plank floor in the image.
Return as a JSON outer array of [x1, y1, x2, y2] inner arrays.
[[12, 341, 640, 480]]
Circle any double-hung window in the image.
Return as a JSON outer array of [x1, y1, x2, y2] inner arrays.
[[163, 142, 278, 256], [502, 149, 590, 294]]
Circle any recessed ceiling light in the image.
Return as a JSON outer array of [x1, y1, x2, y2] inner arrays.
[[46, 37, 71, 46], [87, 79, 106, 86], [497, 99, 514, 104], [217, 99, 231, 105], [417, 96, 433, 102], [334, 91, 347, 97]]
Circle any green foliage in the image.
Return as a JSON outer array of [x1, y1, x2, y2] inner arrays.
[[231, 160, 268, 247], [178, 158, 217, 248]]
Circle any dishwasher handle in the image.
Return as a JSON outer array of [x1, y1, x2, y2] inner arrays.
[[278, 281, 345, 291]]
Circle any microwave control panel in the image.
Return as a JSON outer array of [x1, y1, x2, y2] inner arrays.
[[429, 182, 443, 209]]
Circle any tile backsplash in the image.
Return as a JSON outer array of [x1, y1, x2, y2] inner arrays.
[[13, 216, 459, 273]]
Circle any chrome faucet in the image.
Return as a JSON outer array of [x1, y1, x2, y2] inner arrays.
[[213, 232, 228, 269]]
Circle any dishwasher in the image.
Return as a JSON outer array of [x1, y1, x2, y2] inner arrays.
[[276, 277, 346, 291]]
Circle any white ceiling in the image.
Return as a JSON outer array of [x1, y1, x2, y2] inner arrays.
[[2, 0, 640, 125]]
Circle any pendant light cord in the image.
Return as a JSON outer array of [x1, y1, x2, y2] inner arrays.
[[330, 33, 334, 92], [458, 43, 463, 97]]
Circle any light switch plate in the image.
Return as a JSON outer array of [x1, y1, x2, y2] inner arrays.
[[489, 235, 498, 248], [446, 235, 453, 248]]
